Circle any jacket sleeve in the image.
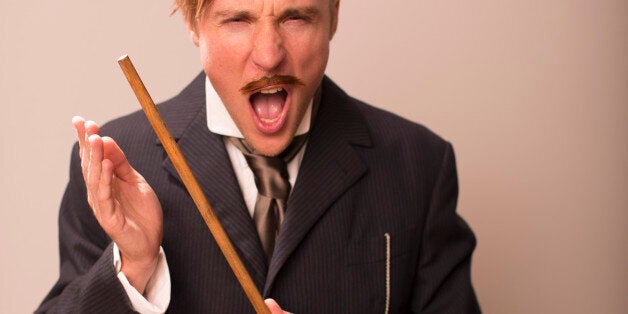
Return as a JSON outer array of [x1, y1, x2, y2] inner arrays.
[[411, 143, 481, 313], [36, 143, 135, 314]]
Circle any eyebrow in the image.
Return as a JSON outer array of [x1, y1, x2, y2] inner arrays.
[[212, 6, 320, 21], [212, 9, 254, 21], [277, 6, 320, 21]]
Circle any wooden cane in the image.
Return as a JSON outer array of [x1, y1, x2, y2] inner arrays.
[[117, 55, 270, 314]]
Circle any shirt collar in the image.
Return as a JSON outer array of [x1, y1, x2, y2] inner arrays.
[[205, 76, 312, 138]]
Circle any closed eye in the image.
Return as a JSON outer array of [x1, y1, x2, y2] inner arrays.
[[216, 10, 253, 25], [285, 14, 309, 22], [279, 7, 319, 24]]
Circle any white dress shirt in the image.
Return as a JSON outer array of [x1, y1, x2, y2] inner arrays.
[[114, 76, 312, 313]]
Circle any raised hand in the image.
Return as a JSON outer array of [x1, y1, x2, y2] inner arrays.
[[73, 116, 163, 294]]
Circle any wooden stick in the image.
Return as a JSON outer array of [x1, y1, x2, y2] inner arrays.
[[117, 55, 270, 314]]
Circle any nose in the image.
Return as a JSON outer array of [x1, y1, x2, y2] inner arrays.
[[251, 23, 286, 72]]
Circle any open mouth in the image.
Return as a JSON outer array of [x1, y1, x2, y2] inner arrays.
[[249, 86, 289, 134]]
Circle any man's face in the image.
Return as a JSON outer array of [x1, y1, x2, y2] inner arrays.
[[188, 0, 339, 156]]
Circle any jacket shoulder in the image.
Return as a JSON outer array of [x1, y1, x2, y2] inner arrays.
[[356, 99, 453, 192], [352, 97, 451, 155], [321, 76, 449, 152]]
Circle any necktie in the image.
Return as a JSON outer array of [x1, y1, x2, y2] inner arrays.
[[229, 135, 307, 262]]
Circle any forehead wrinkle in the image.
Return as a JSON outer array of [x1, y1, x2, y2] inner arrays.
[[212, 8, 255, 19], [261, 1, 319, 18], [209, 1, 322, 20], [277, 6, 320, 20], [210, 1, 270, 19]]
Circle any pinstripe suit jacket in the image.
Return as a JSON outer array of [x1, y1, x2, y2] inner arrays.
[[38, 74, 480, 313]]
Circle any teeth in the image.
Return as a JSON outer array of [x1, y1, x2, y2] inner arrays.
[[260, 117, 280, 124], [259, 87, 283, 94]]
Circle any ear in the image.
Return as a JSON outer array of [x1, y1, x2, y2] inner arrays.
[[185, 18, 200, 47], [329, 0, 340, 40]]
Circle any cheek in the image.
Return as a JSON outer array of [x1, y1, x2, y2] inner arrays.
[[199, 33, 250, 74], [199, 41, 225, 73], [200, 43, 245, 102], [295, 42, 329, 81], [289, 31, 330, 71]]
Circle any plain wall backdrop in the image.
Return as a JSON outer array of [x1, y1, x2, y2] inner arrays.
[[1, 1, 626, 313]]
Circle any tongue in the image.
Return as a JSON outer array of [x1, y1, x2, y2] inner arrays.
[[251, 92, 284, 120]]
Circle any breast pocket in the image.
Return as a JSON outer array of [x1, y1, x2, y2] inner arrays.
[[347, 225, 419, 266], [343, 225, 421, 313]]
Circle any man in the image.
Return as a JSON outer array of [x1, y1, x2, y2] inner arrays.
[[38, 0, 480, 312]]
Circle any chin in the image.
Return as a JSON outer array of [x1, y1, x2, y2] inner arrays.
[[246, 133, 293, 157]]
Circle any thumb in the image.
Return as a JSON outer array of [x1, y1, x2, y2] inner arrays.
[[264, 298, 291, 314]]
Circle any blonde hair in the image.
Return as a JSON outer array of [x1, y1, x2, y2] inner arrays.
[[171, 0, 209, 22]]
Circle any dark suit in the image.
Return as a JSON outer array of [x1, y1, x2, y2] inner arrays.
[[38, 74, 480, 313]]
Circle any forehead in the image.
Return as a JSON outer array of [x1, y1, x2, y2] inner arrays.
[[207, 0, 330, 15]]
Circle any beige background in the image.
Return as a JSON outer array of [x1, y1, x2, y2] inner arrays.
[[1, 0, 627, 313]]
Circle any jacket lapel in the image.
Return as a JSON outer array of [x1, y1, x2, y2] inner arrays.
[[158, 73, 268, 289], [264, 77, 372, 293]]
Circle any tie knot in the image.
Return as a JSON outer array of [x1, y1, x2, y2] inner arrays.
[[245, 154, 290, 199], [229, 135, 307, 200]]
